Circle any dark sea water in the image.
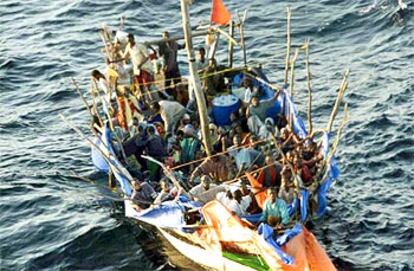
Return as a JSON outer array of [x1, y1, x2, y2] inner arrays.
[[1, 0, 413, 270]]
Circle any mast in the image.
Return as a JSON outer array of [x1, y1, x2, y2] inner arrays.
[[180, 0, 212, 156]]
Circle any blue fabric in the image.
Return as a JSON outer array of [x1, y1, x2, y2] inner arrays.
[[241, 213, 262, 224], [282, 91, 307, 138], [287, 197, 299, 217], [91, 137, 110, 173], [300, 189, 309, 222], [137, 199, 202, 229], [100, 126, 133, 197], [257, 223, 294, 264], [275, 223, 303, 246], [316, 158, 340, 217]]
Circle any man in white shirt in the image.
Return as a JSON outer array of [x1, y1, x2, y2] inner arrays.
[[151, 100, 187, 134], [122, 33, 152, 76], [189, 175, 226, 204]]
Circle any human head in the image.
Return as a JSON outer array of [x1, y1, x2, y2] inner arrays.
[[127, 33, 135, 45], [269, 188, 278, 203], [183, 124, 194, 136], [132, 117, 139, 127], [91, 69, 104, 80], [267, 215, 281, 227], [251, 95, 260, 107], [132, 179, 141, 190], [181, 113, 191, 125], [150, 102, 161, 113], [208, 58, 217, 68], [233, 189, 243, 202], [160, 179, 170, 192], [176, 129, 184, 140], [162, 31, 170, 39], [232, 134, 241, 146], [147, 125, 156, 135], [198, 47, 206, 59], [265, 155, 273, 165], [200, 175, 211, 190], [242, 77, 253, 89]]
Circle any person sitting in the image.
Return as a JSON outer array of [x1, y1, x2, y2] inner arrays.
[[258, 188, 290, 228], [130, 179, 157, 211], [293, 156, 314, 187], [278, 167, 297, 205], [257, 155, 282, 188], [179, 124, 201, 165], [229, 138, 265, 172], [189, 154, 236, 183], [246, 91, 279, 123], [189, 175, 226, 204], [216, 190, 234, 207], [228, 189, 252, 217], [153, 178, 181, 204], [241, 77, 262, 104]]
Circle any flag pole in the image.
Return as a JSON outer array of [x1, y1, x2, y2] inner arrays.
[[180, 0, 212, 156], [227, 20, 234, 68]]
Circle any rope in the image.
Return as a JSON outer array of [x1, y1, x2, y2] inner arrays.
[[170, 138, 268, 170]]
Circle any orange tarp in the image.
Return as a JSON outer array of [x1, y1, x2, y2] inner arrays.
[[246, 172, 268, 209], [200, 201, 336, 270], [282, 227, 336, 271]]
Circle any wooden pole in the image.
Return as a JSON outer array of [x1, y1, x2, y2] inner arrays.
[[304, 38, 313, 134], [320, 103, 349, 183], [227, 20, 234, 68], [71, 78, 95, 121], [238, 10, 248, 67], [59, 114, 133, 182], [284, 7, 292, 85], [326, 69, 350, 133], [289, 48, 299, 96], [180, 0, 212, 156], [143, 30, 209, 46]]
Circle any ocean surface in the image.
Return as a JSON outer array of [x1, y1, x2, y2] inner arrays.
[[1, 0, 413, 270]]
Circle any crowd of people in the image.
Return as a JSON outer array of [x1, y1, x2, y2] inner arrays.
[[90, 26, 327, 230]]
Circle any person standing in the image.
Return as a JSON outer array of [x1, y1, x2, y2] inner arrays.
[[158, 31, 185, 94], [122, 34, 154, 98]]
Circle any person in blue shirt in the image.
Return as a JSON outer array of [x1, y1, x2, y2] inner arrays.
[[258, 188, 290, 228]]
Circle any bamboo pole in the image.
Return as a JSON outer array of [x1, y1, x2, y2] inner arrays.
[[289, 48, 299, 96], [237, 10, 248, 66], [59, 114, 133, 183], [320, 103, 349, 183], [227, 20, 234, 68], [180, 0, 212, 156], [71, 78, 95, 121], [304, 38, 313, 134], [326, 69, 350, 133], [284, 7, 292, 85], [143, 30, 209, 46]]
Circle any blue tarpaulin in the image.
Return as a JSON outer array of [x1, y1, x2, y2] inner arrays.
[[275, 223, 303, 246], [257, 223, 294, 264], [300, 189, 309, 222], [137, 199, 202, 229]]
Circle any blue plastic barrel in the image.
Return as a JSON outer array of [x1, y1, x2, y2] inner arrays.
[[212, 94, 241, 126]]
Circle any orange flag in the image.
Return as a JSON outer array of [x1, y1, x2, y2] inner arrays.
[[211, 0, 231, 26]]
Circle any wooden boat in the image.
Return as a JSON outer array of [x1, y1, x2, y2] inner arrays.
[[63, 0, 350, 270]]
